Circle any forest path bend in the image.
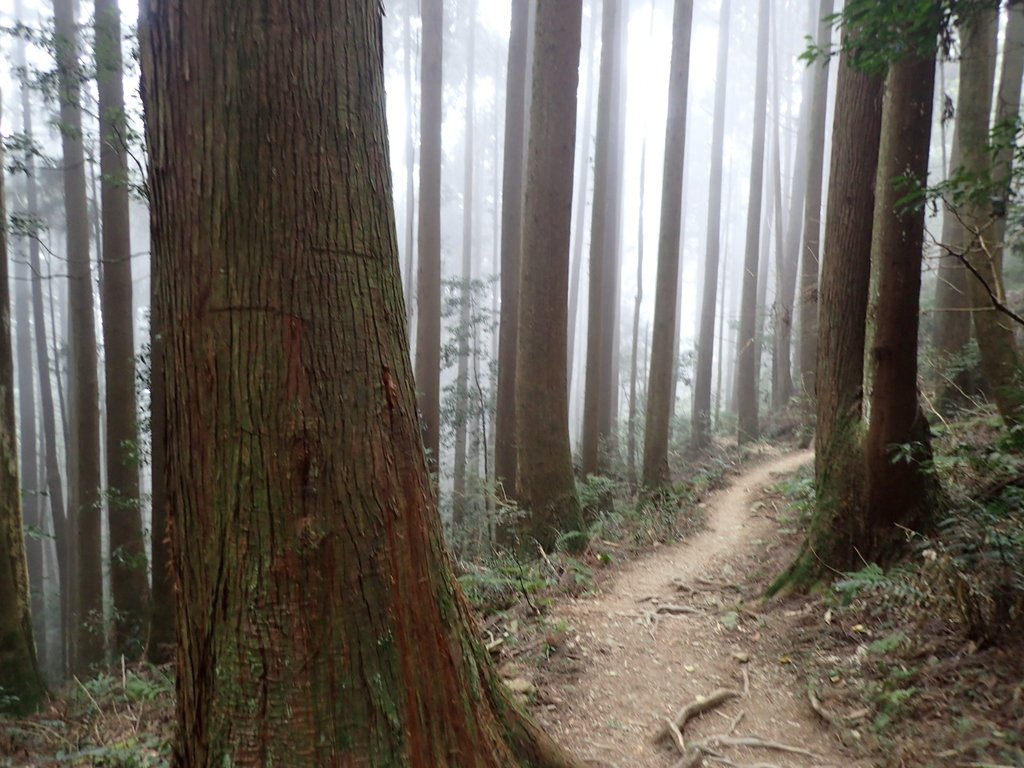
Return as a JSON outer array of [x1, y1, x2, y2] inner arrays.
[[537, 448, 869, 768]]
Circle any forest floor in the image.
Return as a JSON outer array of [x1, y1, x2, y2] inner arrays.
[[503, 442, 1024, 768], [4, 444, 1021, 766], [522, 448, 873, 767]]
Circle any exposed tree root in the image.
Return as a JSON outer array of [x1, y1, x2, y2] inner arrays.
[[655, 688, 743, 744]]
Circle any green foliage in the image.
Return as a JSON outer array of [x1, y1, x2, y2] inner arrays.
[[832, 563, 925, 608], [927, 493, 1024, 644], [867, 630, 909, 655], [775, 469, 815, 521], [458, 555, 550, 614], [576, 474, 618, 515], [808, 0, 997, 74]]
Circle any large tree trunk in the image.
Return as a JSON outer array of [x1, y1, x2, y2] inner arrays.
[[691, 0, 731, 452], [0, 118, 46, 714], [53, 0, 105, 673], [452, 3, 478, 532], [96, 0, 150, 660], [642, 0, 693, 485], [772, 46, 884, 594], [796, 0, 835, 401], [963, 6, 1024, 425], [140, 3, 586, 765], [735, 0, 770, 444], [415, 0, 444, 467], [514, 0, 586, 553], [581, 0, 622, 476], [495, 0, 529, 501], [864, 55, 937, 557]]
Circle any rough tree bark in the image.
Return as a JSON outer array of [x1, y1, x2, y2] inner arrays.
[[736, 0, 770, 444], [495, 0, 529, 501], [416, 0, 444, 467], [692, 0, 732, 451], [53, 0, 104, 672], [514, 0, 586, 553], [0, 111, 46, 713], [96, 0, 150, 660], [140, 2, 586, 765], [642, 0, 693, 485]]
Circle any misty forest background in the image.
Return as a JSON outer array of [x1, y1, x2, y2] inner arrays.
[[0, 0, 1022, 763]]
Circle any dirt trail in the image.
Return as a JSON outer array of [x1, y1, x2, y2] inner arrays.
[[536, 449, 868, 768]]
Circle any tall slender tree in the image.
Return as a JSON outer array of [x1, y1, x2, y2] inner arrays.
[[962, 6, 1024, 426], [452, 0, 478, 529], [141, 2, 586, 764], [735, 0, 770, 443], [772, 4, 814, 409], [582, 0, 622, 475], [15, 229, 44, 667], [863, 52, 938, 556], [17, 67, 69, 672], [692, 0, 731, 451], [53, 0, 104, 672], [627, 144, 647, 486], [0, 107, 46, 713], [96, 0, 150, 660], [567, 3, 599, 399], [514, 0, 586, 552], [495, 0, 529, 501], [642, 0, 693, 485], [416, 0, 444, 467], [774, 40, 885, 592], [931, 120, 971, 408], [796, 0, 835, 400], [403, 0, 418, 327]]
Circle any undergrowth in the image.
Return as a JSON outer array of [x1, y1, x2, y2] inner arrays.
[[791, 408, 1024, 767], [0, 663, 173, 767]]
